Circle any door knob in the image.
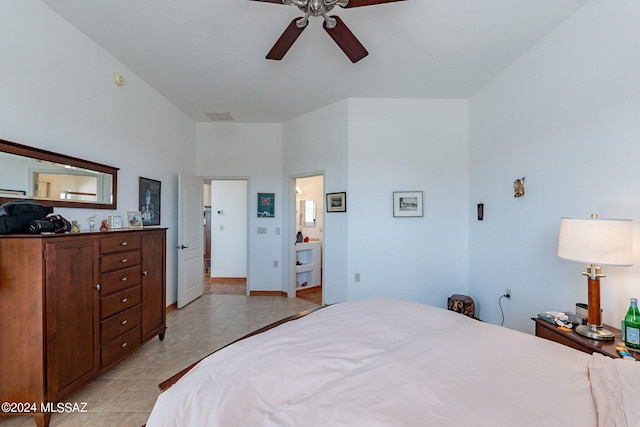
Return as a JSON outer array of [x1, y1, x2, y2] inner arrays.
[[178, 245, 189, 249]]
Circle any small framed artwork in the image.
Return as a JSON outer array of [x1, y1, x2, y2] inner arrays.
[[139, 177, 161, 226], [393, 191, 423, 217], [257, 193, 275, 218], [326, 192, 346, 212], [108, 215, 123, 229], [127, 210, 143, 228]]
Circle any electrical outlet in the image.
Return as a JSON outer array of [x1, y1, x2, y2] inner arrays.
[[505, 288, 512, 299], [355, 273, 361, 282], [273, 260, 278, 268]]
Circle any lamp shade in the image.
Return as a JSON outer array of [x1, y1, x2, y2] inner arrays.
[[558, 217, 633, 266]]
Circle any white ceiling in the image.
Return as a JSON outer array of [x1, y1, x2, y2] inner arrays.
[[41, 0, 589, 123]]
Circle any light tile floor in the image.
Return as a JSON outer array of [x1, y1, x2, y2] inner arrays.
[[1, 295, 319, 427]]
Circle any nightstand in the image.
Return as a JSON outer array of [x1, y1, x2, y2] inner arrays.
[[533, 317, 640, 360]]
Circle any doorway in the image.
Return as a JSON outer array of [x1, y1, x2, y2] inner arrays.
[[294, 175, 323, 305], [207, 179, 248, 295]]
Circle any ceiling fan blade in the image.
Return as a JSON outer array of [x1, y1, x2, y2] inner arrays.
[[266, 18, 306, 60], [342, 0, 405, 7], [323, 16, 368, 63], [248, 0, 285, 4]]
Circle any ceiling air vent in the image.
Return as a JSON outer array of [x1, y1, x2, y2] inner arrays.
[[204, 111, 234, 122]]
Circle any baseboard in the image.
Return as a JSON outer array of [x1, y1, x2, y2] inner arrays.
[[165, 302, 177, 313], [296, 285, 321, 295], [210, 277, 246, 282], [249, 290, 288, 297]]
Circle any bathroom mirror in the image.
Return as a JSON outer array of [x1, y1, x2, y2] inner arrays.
[[299, 200, 316, 227], [0, 138, 118, 209]]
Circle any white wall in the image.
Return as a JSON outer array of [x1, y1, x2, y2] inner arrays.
[[283, 101, 349, 303], [196, 123, 284, 291], [469, 0, 640, 332], [210, 180, 247, 278], [347, 99, 469, 307], [0, 1, 196, 306]]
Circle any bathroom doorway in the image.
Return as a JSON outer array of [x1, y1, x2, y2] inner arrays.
[[294, 174, 323, 305]]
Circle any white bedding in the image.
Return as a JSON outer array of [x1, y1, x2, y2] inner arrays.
[[147, 298, 639, 426]]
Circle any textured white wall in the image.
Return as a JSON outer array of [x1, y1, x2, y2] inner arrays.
[[0, 1, 196, 306], [196, 122, 284, 291], [469, 0, 640, 332], [347, 99, 469, 307]]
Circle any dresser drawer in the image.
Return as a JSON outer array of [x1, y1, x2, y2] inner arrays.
[[100, 250, 141, 273], [100, 265, 141, 295], [101, 286, 141, 319], [101, 326, 141, 369], [101, 305, 141, 345], [100, 234, 141, 254]]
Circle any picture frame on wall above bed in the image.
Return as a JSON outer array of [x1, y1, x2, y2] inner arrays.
[[326, 192, 346, 212], [393, 191, 423, 217]]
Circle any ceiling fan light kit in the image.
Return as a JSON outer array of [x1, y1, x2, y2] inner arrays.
[[253, 0, 405, 63]]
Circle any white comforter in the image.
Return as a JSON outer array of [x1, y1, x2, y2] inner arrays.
[[147, 298, 640, 426]]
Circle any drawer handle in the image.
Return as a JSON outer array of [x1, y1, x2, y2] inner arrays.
[[142, 271, 148, 276], [95, 284, 101, 291], [121, 277, 128, 282], [121, 319, 128, 325], [120, 242, 128, 246], [121, 342, 128, 348], [121, 298, 128, 303], [121, 258, 128, 263]]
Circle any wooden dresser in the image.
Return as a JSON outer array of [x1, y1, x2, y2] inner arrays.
[[0, 228, 166, 427]]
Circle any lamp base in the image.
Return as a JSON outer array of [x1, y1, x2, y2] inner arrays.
[[575, 324, 615, 341]]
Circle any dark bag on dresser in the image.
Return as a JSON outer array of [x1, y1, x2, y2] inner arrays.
[[0, 199, 53, 234]]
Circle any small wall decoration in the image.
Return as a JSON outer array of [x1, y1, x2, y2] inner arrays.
[[477, 203, 484, 221], [393, 191, 423, 217], [127, 210, 143, 228], [257, 193, 275, 218], [326, 192, 346, 212], [139, 177, 161, 226], [513, 177, 525, 198]]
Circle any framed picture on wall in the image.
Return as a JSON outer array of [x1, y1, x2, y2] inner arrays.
[[257, 192, 275, 218], [139, 177, 161, 226], [326, 192, 346, 212], [393, 191, 423, 217]]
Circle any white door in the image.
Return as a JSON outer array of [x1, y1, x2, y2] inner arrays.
[[177, 172, 204, 308]]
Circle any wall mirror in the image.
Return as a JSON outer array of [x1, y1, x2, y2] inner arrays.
[[299, 200, 316, 227], [0, 138, 118, 209]]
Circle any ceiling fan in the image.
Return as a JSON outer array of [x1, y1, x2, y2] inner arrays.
[[251, 0, 405, 63]]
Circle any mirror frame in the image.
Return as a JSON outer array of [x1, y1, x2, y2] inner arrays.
[[0, 138, 119, 210]]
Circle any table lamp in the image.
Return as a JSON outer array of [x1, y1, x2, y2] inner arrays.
[[557, 214, 633, 340]]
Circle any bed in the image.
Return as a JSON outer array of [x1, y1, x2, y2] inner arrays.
[[146, 298, 640, 426]]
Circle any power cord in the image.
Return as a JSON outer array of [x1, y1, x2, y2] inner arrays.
[[498, 294, 509, 326]]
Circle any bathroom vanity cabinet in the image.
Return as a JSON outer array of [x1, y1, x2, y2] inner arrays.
[[295, 241, 321, 289], [0, 228, 166, 427]]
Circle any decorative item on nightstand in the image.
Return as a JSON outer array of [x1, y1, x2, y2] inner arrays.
[[623, 297, 640, 350], [557, 214, 633, 340], [447, 294, 476, 319]]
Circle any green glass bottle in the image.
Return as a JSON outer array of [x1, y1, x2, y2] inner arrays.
[[624, 298, 640, 350]]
